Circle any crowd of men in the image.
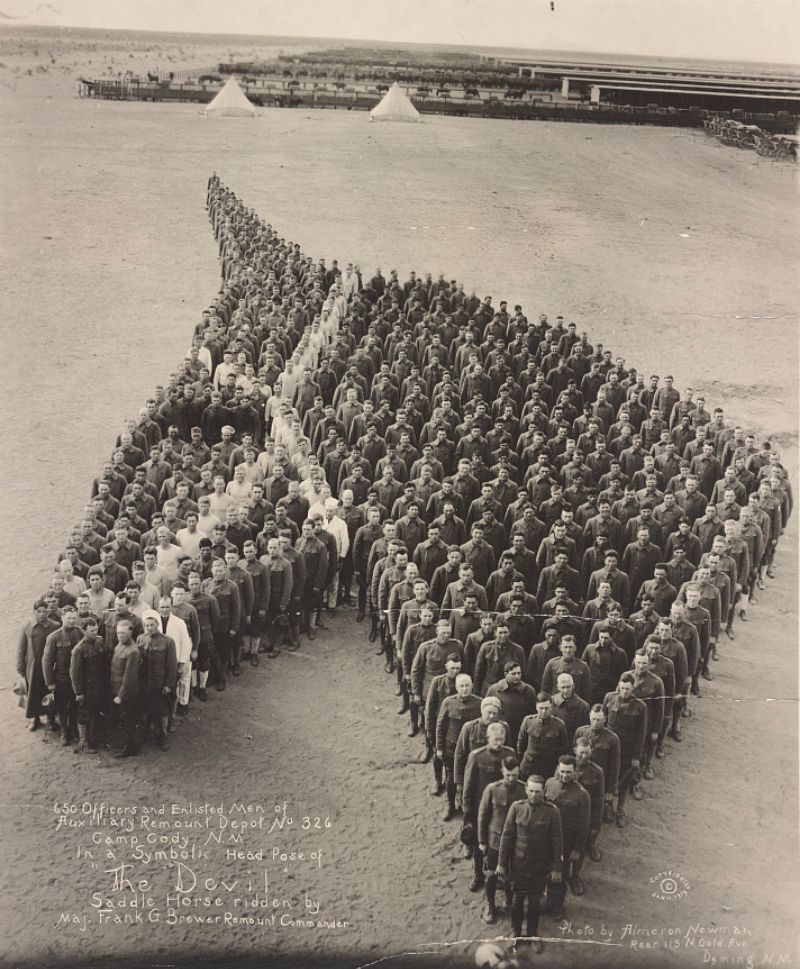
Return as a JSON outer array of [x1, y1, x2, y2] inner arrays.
[[16, 175, 793, 948]]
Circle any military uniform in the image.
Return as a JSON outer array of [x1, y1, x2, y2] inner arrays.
[[477, 778, 527, 919], [517, 713, 569, 781], [498, 797, 563, 939], [436, 695, 483, 814], [463, 743, 518, 886]]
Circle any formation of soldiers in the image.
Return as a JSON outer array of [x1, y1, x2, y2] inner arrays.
[[16, 175, 793, 948]]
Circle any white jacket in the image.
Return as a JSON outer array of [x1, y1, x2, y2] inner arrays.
[[165, 613, 193, 665]]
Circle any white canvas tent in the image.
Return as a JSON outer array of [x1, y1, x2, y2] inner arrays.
[[370, 82, 420, 123], [204, 77, 256, 118]]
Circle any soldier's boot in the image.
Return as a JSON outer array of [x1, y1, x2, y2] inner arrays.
[[656, 722, 668, 758], [616, 789, 629, 827], [241, 635, 252, 660], [469, 848, 485, 891], [701, 658, 713, 681], [440, 782, 457, 821], [643, 753, 655, 780], [383, 633, 395, 674], [394, 658, 405, 697], [510, 893, 525, 940], [430, 756, 444, 795], [232, 638, 242, 675], [84, 722, 98, 753], [569, 857, 586, 896], [690, 674, 702, 696], [588, 834, 602, 862], [47, 713, 59, 733], [61, 718, 73, 746], [481, 873, 497, 924], [250, 636, 261, 666], [603, 798, 616, 823], [368, 615, 378, 644], [74, 723, 88, 754], [159, 717, 170, 752], [407, 701, 419, 737]]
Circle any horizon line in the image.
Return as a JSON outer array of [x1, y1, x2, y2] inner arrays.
[[2, 21, 800, 70]]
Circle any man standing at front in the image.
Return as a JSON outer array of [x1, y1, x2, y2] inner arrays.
[[496, 775, 563, 953]]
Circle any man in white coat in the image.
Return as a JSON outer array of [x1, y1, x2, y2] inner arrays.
[[156, 597, 193, 727]]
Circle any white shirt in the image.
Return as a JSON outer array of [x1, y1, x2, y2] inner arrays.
[[176, 527, 203, 559], [155, 543, 183, 581], [197, 511, 221, 536]]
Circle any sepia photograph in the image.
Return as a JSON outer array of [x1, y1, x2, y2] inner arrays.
[[0, 2, 797, 968]]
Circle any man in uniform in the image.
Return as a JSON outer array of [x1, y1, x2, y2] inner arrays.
[[201, 556, 241, 689], [517, 692, 570, 781], [496, 775, 563, 953], [602, 673, 647, 827], [110, 617, 141, 758], [574, 704, 620, 824], [477, 756, 526, 924], [463, 722, 517, 892], [435, 673, 482, 819], [69, 616, 106, 753], [485, 655, 538, 752], [544, 755, 592, 906], [138, 610, 178, 752], [42, 604, 83, 746], [574, 735, 606, 863], [551, 672, 590, 745], [630, 651, 665, 795]]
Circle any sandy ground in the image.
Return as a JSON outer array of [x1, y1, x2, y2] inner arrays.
[[0, 29, 798, 969]]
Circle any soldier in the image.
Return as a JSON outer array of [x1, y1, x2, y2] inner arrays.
[[486, 661, 537, 749], [477, 756, 526, 924], [552, 673, 590, 744], [401, 605, 439, 747], [544, 755, 591, 905], [603, 673, 647, 827], [16, 600, 60, 733], [473, 622, 526, 698], [201, 556, 241, 688], [186, 572, 220, 700], [525, 626, 561, 691], [517, 692, 570, 781], [541, 634, 591, 703], [630, 651, 665, 795], [138, 610, 178, 752], [69, 616, 107, 754], [295, 519, 328, 639], [424, 654, 461, 752], [574, 735, 606, 862], [496, 775, 563, 953], [581, 626, 629, 705], [454, 696, 507, 817], [241, 540, 270, 662], [42, 603, 83, 746], [261, 536, 294, 657], [109, 617, 141, 758], [463, 722, 517, 892], [435, 673, 482, 817], [410, 620, 464, 725], [574, 705, 620, 823], [640, 639, 676, 759]]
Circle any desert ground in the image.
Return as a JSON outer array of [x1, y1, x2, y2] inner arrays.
[[0, 26, 798, 969]]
